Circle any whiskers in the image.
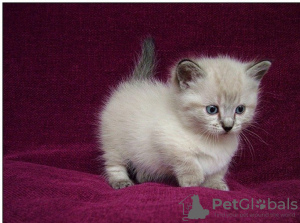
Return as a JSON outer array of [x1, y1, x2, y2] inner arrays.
[[198, 125, 221, 145], [238, 131, 255, 162], [236, 121, 271, 162], [247, 121, 273, 139], [242, 127, 269, 146]]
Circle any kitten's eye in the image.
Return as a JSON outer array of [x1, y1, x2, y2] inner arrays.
[[235, 105, 245, 114], [206, 105, 219, 115]]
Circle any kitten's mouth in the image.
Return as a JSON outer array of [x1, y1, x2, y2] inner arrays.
[[214, 129, 235, 135], [206, 126, 236, 136], [208, 130, 228, 136]]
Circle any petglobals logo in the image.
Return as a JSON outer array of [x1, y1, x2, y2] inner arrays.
[[179, 195, 298, 221], [213, 198, 298, 210], [179, 194, 209, 221]]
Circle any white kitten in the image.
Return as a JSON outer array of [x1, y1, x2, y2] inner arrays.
[[99, 38, 271, 190]]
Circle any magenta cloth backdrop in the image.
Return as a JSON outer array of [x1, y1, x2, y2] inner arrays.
[[4, 3, 300, 223]]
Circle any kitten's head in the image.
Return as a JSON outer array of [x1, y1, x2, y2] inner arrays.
[[171, 56, 271, 136]]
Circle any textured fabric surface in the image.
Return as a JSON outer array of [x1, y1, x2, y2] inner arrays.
[[3, 3, 300, 222]]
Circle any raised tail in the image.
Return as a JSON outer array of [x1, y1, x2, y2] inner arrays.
[[132, 37, 156, 80]]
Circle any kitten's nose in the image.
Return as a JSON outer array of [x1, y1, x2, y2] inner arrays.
[[221, 117, 234, 132], [222, 126, 233, 132]]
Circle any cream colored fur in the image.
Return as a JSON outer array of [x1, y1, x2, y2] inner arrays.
[[100, 54, 271, 190]]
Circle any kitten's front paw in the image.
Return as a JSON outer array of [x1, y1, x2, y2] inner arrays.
[[202, 180, 229, 191], [178, 175, 205, 187], [110, 180, 134, 189]]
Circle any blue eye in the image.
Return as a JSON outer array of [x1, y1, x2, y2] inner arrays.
[[235, 105, 245, 114], [206, 105, 219, 115]]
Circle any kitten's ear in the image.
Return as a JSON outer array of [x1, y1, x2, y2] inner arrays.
[[246, 60, 271, 82], [175, 59, 205, 90]]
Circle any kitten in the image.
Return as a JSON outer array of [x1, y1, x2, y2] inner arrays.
[[99, 37, 271, 190]]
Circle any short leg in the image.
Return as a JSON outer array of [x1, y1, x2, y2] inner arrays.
[[174, 158, 205, 187], [102, 149, 134, 189], [105, 164, 134, 189], [202, 167, 229, 191]]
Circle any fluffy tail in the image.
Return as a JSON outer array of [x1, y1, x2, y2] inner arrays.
[[132, 37, 156, 80]]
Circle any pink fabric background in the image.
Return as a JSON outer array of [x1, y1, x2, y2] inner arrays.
[[4, 3, 300, 222]]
